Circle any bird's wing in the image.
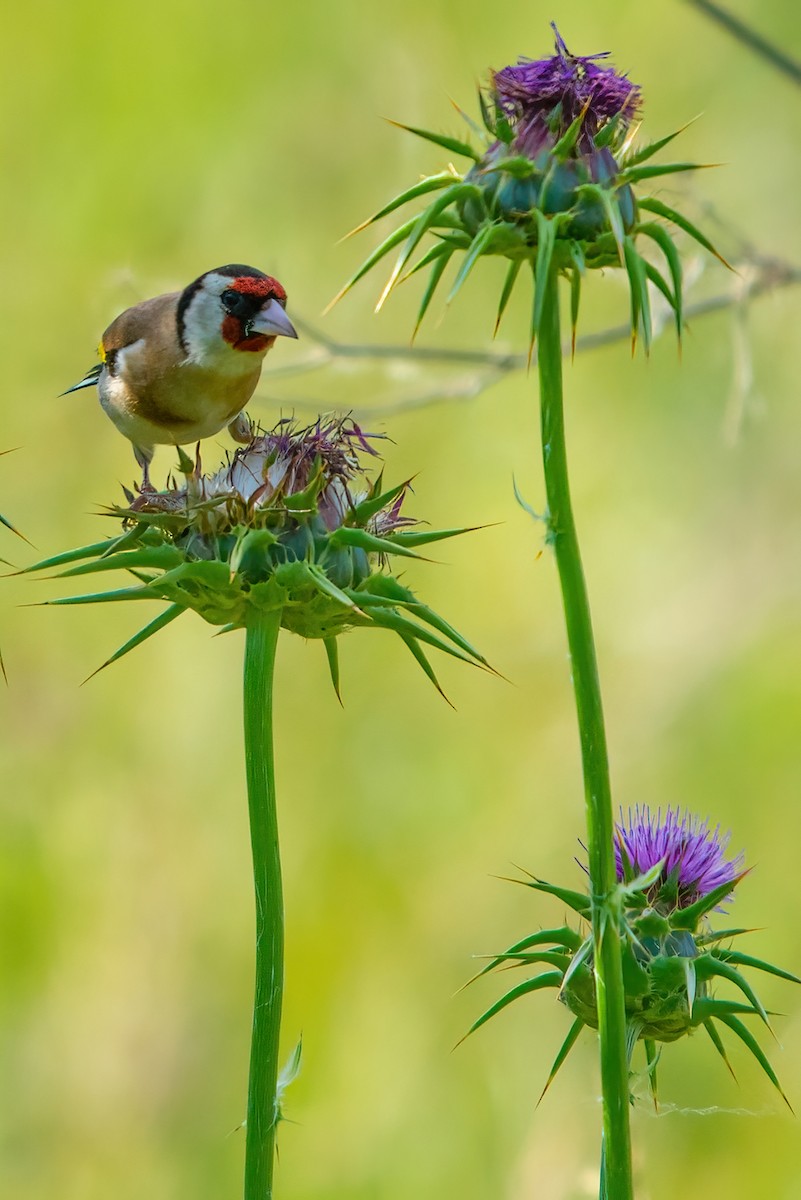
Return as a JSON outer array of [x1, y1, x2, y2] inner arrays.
[[61, 291, 181, 396], [101, 293, 180, 357]]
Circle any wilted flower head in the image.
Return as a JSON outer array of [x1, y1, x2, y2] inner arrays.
[[333, 23, 723, 353], [29, 417, 489, 695], [616, 806, 744, 910]]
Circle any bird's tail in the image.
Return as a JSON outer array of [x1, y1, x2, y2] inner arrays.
[[60, 363, 102, 396]]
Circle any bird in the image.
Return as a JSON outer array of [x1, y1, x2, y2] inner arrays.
[[63, 264, 298, 488]]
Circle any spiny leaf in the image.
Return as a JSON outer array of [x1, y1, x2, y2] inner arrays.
[[57, 546, 184, 578], [622, 120, 697, 168], [329, 525, 422, 561], [448, 95, 487, 141], [456, 972, 564, 1046], [623, 238, 652, 354], [696, 957, 770, 1030], [715, 1015, 792, 1110], [495, 259, 522, 337], [643, 1038, 660, 1111], [480, 154, 536, 178], [622, 161, 718, 184], [692, 997, 763, 1023], [361, 606, 485, 669], [714, 950, 801, 986], [642, 260, 676, 314], [37, 585, 157, 606], [477, 86, 494, 135], [306, 564, 365, 614], [325, 214, 422, 312], [323, 636, 342, 705], [560, 935, 593, 994], [636, 196, 731, 266], [413, 245, 455, 339], [638, 222, 683, 339], [396, 598, 491, 668], [400, 239, 454, 281], [569, 267, 581, 359], [83, 604, 184, 682], [697, 927, 757, 946], [384, 119, 480, 162], [399, 634, 454, 707], [348, 478, 411, 526], [446, 224, 496, 305], [683, 958, 697, 1018], [343, 171, 458, 237], [462, 926, 583, 989], [531, 210, 556, 342], [21, 539, 116, 575], [376, 184, 482, 310], [552, 107, 587, 159], [517, 876, 591, 918], [538, 1018, 584, 1105], [704, 1017, 737, 1081], [486, 949, 572, 972], [98, 522, 149, 558], [0, 511, 31, 545], [669, 873, 748, 930], [579, 183, 625, 265], [386, 525, 481, 549]]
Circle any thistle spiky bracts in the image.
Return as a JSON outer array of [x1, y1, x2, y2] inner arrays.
[[25, 417, 490, 699], [464, 808, 799, 1109], [331, 24, 726, 355]]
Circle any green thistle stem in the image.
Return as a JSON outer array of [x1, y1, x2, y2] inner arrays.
[[243, 608, 284, 1200], [537, 264, 633, 1200]]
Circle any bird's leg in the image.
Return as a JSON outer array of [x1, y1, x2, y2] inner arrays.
[[134, 444, 155, 492], [228, 410, 254, 445]]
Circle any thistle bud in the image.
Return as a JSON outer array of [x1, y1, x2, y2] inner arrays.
[[333, 23, 725, 352], [28, 418, 490, 696], [467, 807, 798, 1107]]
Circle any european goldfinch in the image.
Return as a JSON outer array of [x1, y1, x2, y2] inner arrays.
[[64, 264, 298, 487]]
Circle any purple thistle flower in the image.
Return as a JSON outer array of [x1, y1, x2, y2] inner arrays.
[[615, 806, 744, 909], [492, 23, 640, 154]]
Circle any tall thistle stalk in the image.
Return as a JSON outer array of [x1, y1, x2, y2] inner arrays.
[[242, 609, 283, 1197], [536, 265, 631, 1194], [332, 24, 726, 1197], [25, 418, 490, 1199]]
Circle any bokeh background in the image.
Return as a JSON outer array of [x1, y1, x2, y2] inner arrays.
[[2, 2, 801, 1197]]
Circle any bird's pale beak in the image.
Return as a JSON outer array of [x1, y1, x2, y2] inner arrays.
[[251, 298, 298, 339]]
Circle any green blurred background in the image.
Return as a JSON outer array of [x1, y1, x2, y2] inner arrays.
[[2, 1, 801, 1196]]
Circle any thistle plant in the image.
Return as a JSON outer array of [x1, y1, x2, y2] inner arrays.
[[26, 416, 488, 1200], [333, 25, 729, 1200], [466, 807, 799, 1115]]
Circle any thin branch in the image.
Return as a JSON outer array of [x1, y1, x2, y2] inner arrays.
[[684, 0, 801, 86], [261, 256, 800, 417]]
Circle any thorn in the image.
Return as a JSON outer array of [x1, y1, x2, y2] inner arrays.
[[322, 287, 347, 317]]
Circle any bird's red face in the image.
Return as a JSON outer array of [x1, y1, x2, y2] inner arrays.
[[219, 274, 293, 353], [178, 264, 298, 364]]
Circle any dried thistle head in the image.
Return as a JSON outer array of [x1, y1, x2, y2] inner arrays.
[[465, 806, 798, 1109], [28, 417, 490, 698], [332, 23, 726, 354]]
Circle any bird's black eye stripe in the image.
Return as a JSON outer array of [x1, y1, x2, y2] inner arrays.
[[221, 288, 263, 319]]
